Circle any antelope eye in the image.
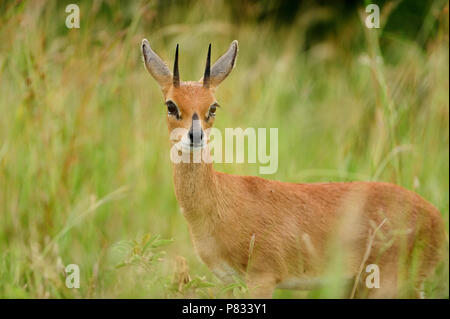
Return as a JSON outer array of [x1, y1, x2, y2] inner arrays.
[[166, 101, 180, 118], [208, 103, 219, 119]]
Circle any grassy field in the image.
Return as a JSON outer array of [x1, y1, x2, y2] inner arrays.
[[0, 0, 448, 298]]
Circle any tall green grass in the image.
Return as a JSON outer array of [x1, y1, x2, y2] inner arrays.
[[0, 0, 448, 298]]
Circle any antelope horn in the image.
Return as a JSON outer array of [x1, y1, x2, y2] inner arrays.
[[173, 44, 180, 87], [203, 44, 211, 88]]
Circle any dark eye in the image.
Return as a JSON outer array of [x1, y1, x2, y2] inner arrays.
[[208, 103, 219, 119], [166, 101, 180, 119]]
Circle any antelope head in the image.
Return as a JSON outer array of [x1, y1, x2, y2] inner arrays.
[[141, 39, 238, 152]]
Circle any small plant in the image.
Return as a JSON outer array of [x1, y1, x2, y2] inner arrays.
[[219, 276, 249, 298], [168, 256, 216, 298], [176, 275, 216, 298], [109, 233, 173, 271]]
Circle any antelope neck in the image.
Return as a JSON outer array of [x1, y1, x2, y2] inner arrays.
[[172, 161, 218, 220]]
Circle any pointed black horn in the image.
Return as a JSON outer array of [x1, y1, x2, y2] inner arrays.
[[173, 44, 180, 87], [203, 44, 211, 88]]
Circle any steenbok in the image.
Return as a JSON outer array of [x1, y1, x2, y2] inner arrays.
[[141, 38, 446, 298]]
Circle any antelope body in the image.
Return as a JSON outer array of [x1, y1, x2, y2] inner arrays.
[[141, 39, 446, 298]]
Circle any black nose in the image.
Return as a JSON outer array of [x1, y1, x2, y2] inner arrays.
[[188, 126, 204, 144], [189, 113, 204, 145]]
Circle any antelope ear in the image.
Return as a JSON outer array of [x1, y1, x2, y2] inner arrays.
[[141, 39, 172, 89], [209, 40, 238, 87]]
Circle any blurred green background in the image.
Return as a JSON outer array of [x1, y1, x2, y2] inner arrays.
[[0, 0, 448, 298]]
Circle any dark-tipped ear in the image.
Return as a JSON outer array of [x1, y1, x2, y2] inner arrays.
[[142, 39, 172, 89], [209, 40, 238, 87]]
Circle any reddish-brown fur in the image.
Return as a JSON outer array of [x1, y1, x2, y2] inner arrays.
[[142, 40, 446, 298]]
